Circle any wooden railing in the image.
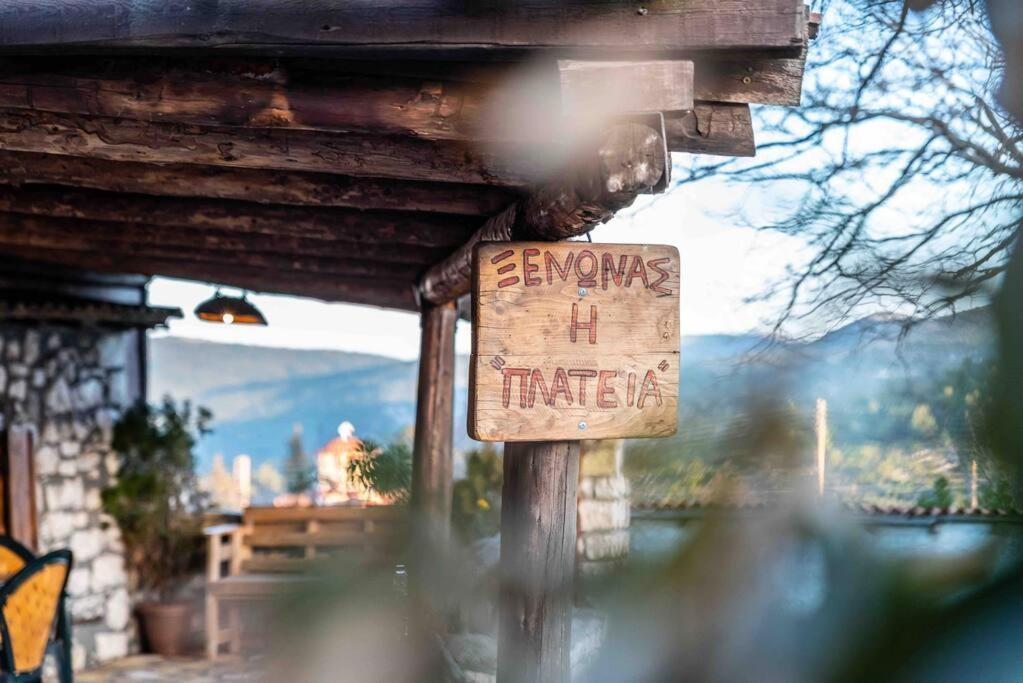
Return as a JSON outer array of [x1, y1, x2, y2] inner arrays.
[[204, 505, 404, 658]]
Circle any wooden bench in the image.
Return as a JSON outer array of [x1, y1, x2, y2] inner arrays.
[[204, 505, 404, 658]]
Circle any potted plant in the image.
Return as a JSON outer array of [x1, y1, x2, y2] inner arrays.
[[102, 398, 212, 656]]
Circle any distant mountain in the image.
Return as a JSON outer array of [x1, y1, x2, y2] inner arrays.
[[149, 308, 994, 475], [148, 337, 469, 472]]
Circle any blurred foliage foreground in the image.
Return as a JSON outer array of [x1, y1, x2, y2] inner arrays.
[[251, 248, 1023, 679], [626, 355, 1015, 510]]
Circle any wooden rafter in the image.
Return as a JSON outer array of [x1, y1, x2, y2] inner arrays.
[[0, 213, 451, 266], [0, 246, 419, 310], [0, 109, 542, 186], [0, 240, 424, 282], [0, 185, 479, 248], [0, 58, 760, 155], [0, 1, 806, 53], [0, 151, 519, 215], [665, 104, 756, 158]]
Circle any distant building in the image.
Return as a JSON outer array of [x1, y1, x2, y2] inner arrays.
[[206, 453, 253, 510], [316, 422, 385, 505], [233, 454, 252, 508]]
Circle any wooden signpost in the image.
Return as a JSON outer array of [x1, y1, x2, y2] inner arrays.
[[469, 241, 680, 442]]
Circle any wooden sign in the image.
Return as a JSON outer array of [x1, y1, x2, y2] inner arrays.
[[469, 242, 679, 442]]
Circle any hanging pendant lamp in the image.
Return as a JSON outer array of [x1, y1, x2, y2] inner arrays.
[[194, 290, 267, 326]]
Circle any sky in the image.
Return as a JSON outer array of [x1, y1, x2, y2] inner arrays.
[[147, 169, 810, 361]]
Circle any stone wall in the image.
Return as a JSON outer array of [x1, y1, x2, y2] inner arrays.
[[0, 324, 140, 669], [577, 440, 630, 576]]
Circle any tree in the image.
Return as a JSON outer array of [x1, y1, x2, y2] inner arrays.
[[284, 423, 315, 494], [676, 0, 1021, 336], [346, 438, 413, 503]]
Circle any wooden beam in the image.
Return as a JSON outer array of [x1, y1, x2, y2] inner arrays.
[[0, 212, 450, 266], [665, 103, 756, 158], [0, 1, 806, 53], [410, 301, 457, 560], [0, 247, 419, 310], [0, 59, 489, 140], [2, 427, 37, 551], [558, 60, 694, 115], [695, 51, 805, 106], [0, 108, 539, 186], [0, 58, 769, 150], [419, 118, 668, 304], [498, 441, 580, 683], [0, 151, 519, 216], [0, 231, 424, 281], [0, 184, 479, 248], [324, 53, 806, 106]]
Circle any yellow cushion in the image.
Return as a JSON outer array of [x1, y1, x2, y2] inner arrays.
[[3, 562, 67, 673], [0, 547, 26, 581]]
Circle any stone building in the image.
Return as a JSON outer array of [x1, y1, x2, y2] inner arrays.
[[0, 260, 178, 668], [577, 440, 631, 575]]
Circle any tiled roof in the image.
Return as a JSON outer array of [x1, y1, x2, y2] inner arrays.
[[0, 300, 181, 328]]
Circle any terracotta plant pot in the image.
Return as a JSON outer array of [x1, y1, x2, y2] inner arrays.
[[137, 601, 194, 656]]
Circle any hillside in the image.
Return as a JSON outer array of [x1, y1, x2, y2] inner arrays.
[[149, 308, 994, 475]]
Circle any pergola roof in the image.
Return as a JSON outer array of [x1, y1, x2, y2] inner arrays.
[[0, 0, 814, 311]]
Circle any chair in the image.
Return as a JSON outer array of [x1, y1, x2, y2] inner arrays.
[[0, 539, 72, 683], [0, 550, 73, 683], [0, 538, 32, 581]]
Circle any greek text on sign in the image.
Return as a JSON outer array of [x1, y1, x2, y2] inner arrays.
[[469, 242, 680, 442]]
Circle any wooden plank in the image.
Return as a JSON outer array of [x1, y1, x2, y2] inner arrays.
[[469, 242, 679, 442], [695, 52, 805, 106], [0, 247, 420, 310], [411, 301, 457, 549], [473, 244, 680, 357], [3, 427, 37, 551], [470, 353, 679, 441], [0, 229, 425, 281], [0, 213, 456, 265], [0, 108, 538, 186], [0, 60, 487, 139], [664, 103, 755, 158], [0, 55, 799, 137], [0, 184, 479, 249], [243, 505, 402, 523], [0, 1, 807, 53], [211, 568, 311, 586], [498, 441, 579, 683], [0, 150, 520, 216], [245, 530, 389, 548], [558, 60, 694, 115], [237, 558, 309, 576], [307, 53, 805, 106]]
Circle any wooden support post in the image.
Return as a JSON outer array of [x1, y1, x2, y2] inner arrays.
[[205, 535, 222, 659], [816, 397, 827, 497], [411, 301, 457, 553], [498, 441, 580, 683], [2, 426, 37, 551]]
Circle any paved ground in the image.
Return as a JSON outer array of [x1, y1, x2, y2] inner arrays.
[[76, 656, 261, 682]]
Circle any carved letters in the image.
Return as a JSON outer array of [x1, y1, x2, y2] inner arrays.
[[470, 241, 680, 442]]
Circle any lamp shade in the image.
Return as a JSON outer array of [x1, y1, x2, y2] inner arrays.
[[194, 293, 267, 326]]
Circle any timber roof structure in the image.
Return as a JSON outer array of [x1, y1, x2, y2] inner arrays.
[[0, 0, 816, 311]]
